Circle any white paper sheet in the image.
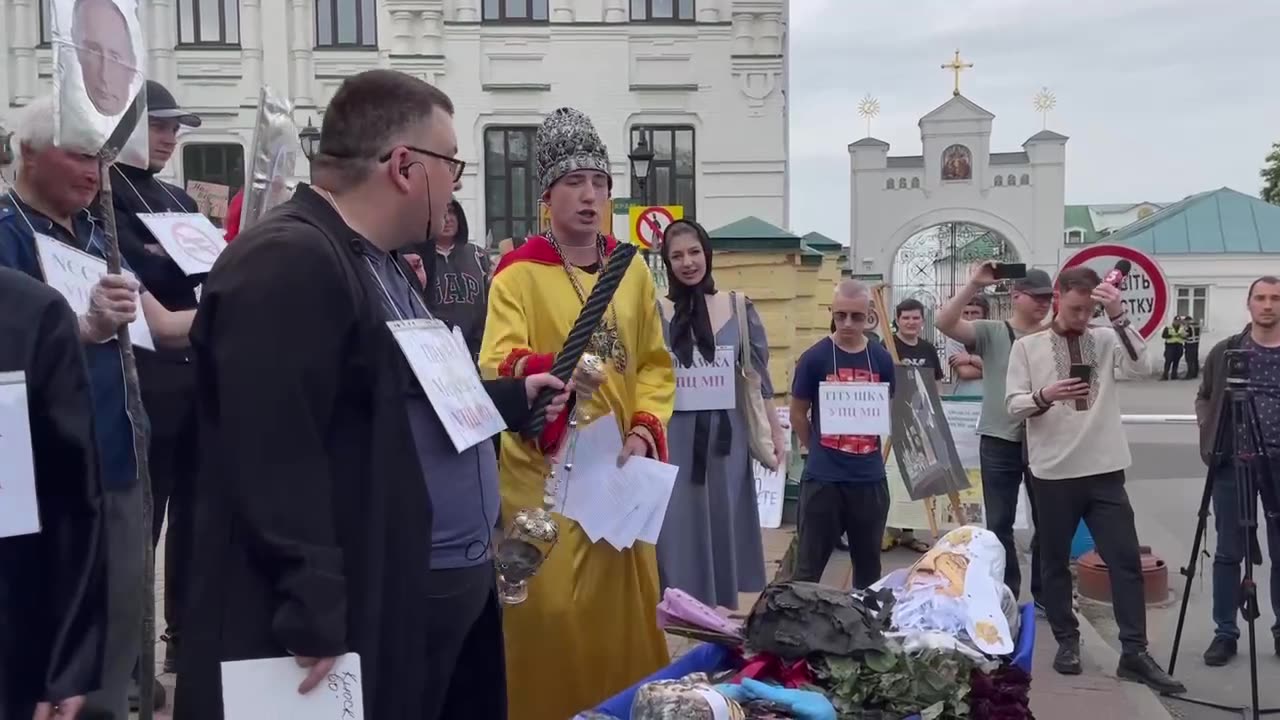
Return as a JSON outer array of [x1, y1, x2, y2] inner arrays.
[[550, 414, 679, 550], [33, 233, 156, 351], [221, 652, 364, 720], [0, 372, 40, 538]]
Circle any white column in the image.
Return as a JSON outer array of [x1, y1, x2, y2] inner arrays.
[[730, 12, 754, 55], [241, 0, 264, 104], [388, 10, 414, 55], [602, 0, 626, 23], [421, 9, 444, 55], [550, 0, 574, 22], [11, 0, 38, 104], [453, 0, 479, 23], [289, 0, 314, 107], [758, 13, 781, 54]]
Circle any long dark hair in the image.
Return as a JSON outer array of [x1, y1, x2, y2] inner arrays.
[[661, 219, 718, 366]]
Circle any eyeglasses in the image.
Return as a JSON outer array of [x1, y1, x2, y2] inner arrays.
[[832, 312, 868, 323], [379, 145, 466, 182]]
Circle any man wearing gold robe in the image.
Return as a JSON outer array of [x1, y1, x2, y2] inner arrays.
[[480, 107, 675, 719]]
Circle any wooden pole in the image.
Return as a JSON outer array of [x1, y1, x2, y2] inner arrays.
[[98, 156, 156, 720], [871, 283, 965, 536]]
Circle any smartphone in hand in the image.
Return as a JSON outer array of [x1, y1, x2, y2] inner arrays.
[[992, 262, 1028, 280], [1070, 363, 1093, 384]]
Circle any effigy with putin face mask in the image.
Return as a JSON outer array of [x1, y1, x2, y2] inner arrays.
[[51, 0, 148, 163]]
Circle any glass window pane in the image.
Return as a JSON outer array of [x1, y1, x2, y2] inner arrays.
[[179, 0, 196, 43], [489, 220, 509, 243], [652, 130, 672, 161], [653, 0, 674, 18], [486, 178, 508, 217], [508, 131, 529, 162], [361, 0, 376, 44], [316, 0, 333, 45], [199, 0, 221, 42], [512, 220, 531, 240], [337, 0, 357, 44], [678, 0, 693, 18], [674, 129, 694, 173], [226, 0, 240, 44], [485, 132, 506, 175], [631, 0, 646, 20], [483, 0, 499, 20], [532, 0, 548, 20], [676, 178, 694, 212], [654, 166, 671, 204], [512, 167, 529, 216], [505, 0, 527, 19]]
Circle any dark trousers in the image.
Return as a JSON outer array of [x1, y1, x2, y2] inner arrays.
[[978, 435, 1041, 601], [1185, 342, 1200, 379], [150, 422, 199, 640], [1162, 344, 1184, 379], [794, 479, 890, 589], [422, 564, 507, 720], [1034, 471, 1147, 654], [1211, 462, 1280, 640]]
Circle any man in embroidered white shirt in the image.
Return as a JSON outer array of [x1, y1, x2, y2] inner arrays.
[[1006, 266, 1185, 694]]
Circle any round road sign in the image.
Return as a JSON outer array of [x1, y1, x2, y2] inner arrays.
[[634, 206, 675, 249], [1058, 243, 1168, 339]]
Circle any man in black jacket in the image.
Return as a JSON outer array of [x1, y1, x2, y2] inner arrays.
[[109, 79, 205, 683], [0, 267, 105, 720], [174, 70, 569, 720], [1197, 276, 1280, 666]]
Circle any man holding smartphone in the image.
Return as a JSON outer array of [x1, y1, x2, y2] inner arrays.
[[1005, 266, 1184, 693], [935, 262, 1052, 604]]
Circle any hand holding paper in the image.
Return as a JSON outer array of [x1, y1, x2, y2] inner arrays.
[[221, 652, 364, 720], [85, 273, 138, 340]]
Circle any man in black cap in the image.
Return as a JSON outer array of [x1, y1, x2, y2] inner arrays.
[[935, 263, 1052, 606], [108, 79, 205, 692]]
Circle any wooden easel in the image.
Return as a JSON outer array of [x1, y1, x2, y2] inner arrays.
[[870, 283, 966, 538]]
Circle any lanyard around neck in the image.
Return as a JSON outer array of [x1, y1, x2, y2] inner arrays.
[[363, 255, 434, 322], [7, 190, 98, 254], [831, 337, 873, 376], [117, 169, 185, 214]]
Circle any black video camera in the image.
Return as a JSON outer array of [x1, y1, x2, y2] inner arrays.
[[1225, 348, 1253, 385]]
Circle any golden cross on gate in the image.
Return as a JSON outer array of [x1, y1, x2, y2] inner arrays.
[[942, 50, 974, 96]]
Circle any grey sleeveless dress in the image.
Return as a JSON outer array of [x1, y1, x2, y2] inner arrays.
[[656, 295, 772, 609]]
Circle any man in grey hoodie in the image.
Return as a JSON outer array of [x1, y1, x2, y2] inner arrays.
[[412, 199, 491, 358]]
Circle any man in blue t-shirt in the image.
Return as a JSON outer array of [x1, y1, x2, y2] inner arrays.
[[790, 280, 896, 588]]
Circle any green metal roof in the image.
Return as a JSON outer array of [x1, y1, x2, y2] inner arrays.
[[1064, 205, 1099, 244], [1105, 188, 1280, 255], [707, 216, 804, 251], [801, 231, 843, 252]]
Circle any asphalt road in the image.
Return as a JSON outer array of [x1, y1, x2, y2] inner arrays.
[[1084, 379, 1279, 718]]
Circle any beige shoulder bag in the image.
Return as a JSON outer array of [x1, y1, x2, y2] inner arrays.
[[733, 291, 778, 470]]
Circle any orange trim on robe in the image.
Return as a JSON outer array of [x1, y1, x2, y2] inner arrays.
[[630, 411, 669, 463]]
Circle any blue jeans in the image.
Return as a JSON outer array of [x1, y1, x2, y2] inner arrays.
[[978, 435, 1040, 601], [1211, 462, 1280, 641]]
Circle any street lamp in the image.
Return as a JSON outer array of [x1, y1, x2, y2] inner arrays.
[[299, 116, 321, 161], [628, 135, 654, 205]]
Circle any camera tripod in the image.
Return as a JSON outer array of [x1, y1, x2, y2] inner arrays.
[[1165, 372, 1279, 720]]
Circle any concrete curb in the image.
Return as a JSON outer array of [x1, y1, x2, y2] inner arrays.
[[1075, 610, 1176, 720]]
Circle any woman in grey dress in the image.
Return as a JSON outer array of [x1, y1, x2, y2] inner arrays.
[[655, 220, 788, 609]]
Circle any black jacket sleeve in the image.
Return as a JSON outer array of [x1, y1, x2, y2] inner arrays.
[[204, 234, 353, 657], [484, 377, 531, 433], [28, 289, 106, 702]]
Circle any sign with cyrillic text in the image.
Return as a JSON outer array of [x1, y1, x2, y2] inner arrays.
[[818, 382, 891, 436], [139, 212, 228, 275], [386, 319, 506, 452], [0, 372, 40, 539], [754, 406, 790, 529], [673, 345, 735, 412], [33, 233, 155, 351], [1059, 243, 1168, 339]]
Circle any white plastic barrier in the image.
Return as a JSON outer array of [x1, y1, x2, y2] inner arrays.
[[1120, 414, 1197, 424]]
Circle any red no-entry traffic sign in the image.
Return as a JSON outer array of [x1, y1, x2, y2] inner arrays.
[[1059, 243, 1169, 339]]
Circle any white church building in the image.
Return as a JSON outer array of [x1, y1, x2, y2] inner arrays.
[[1, 0, 790, 240]]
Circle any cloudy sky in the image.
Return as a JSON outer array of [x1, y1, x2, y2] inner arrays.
[[786, 0, 1279, 245]]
